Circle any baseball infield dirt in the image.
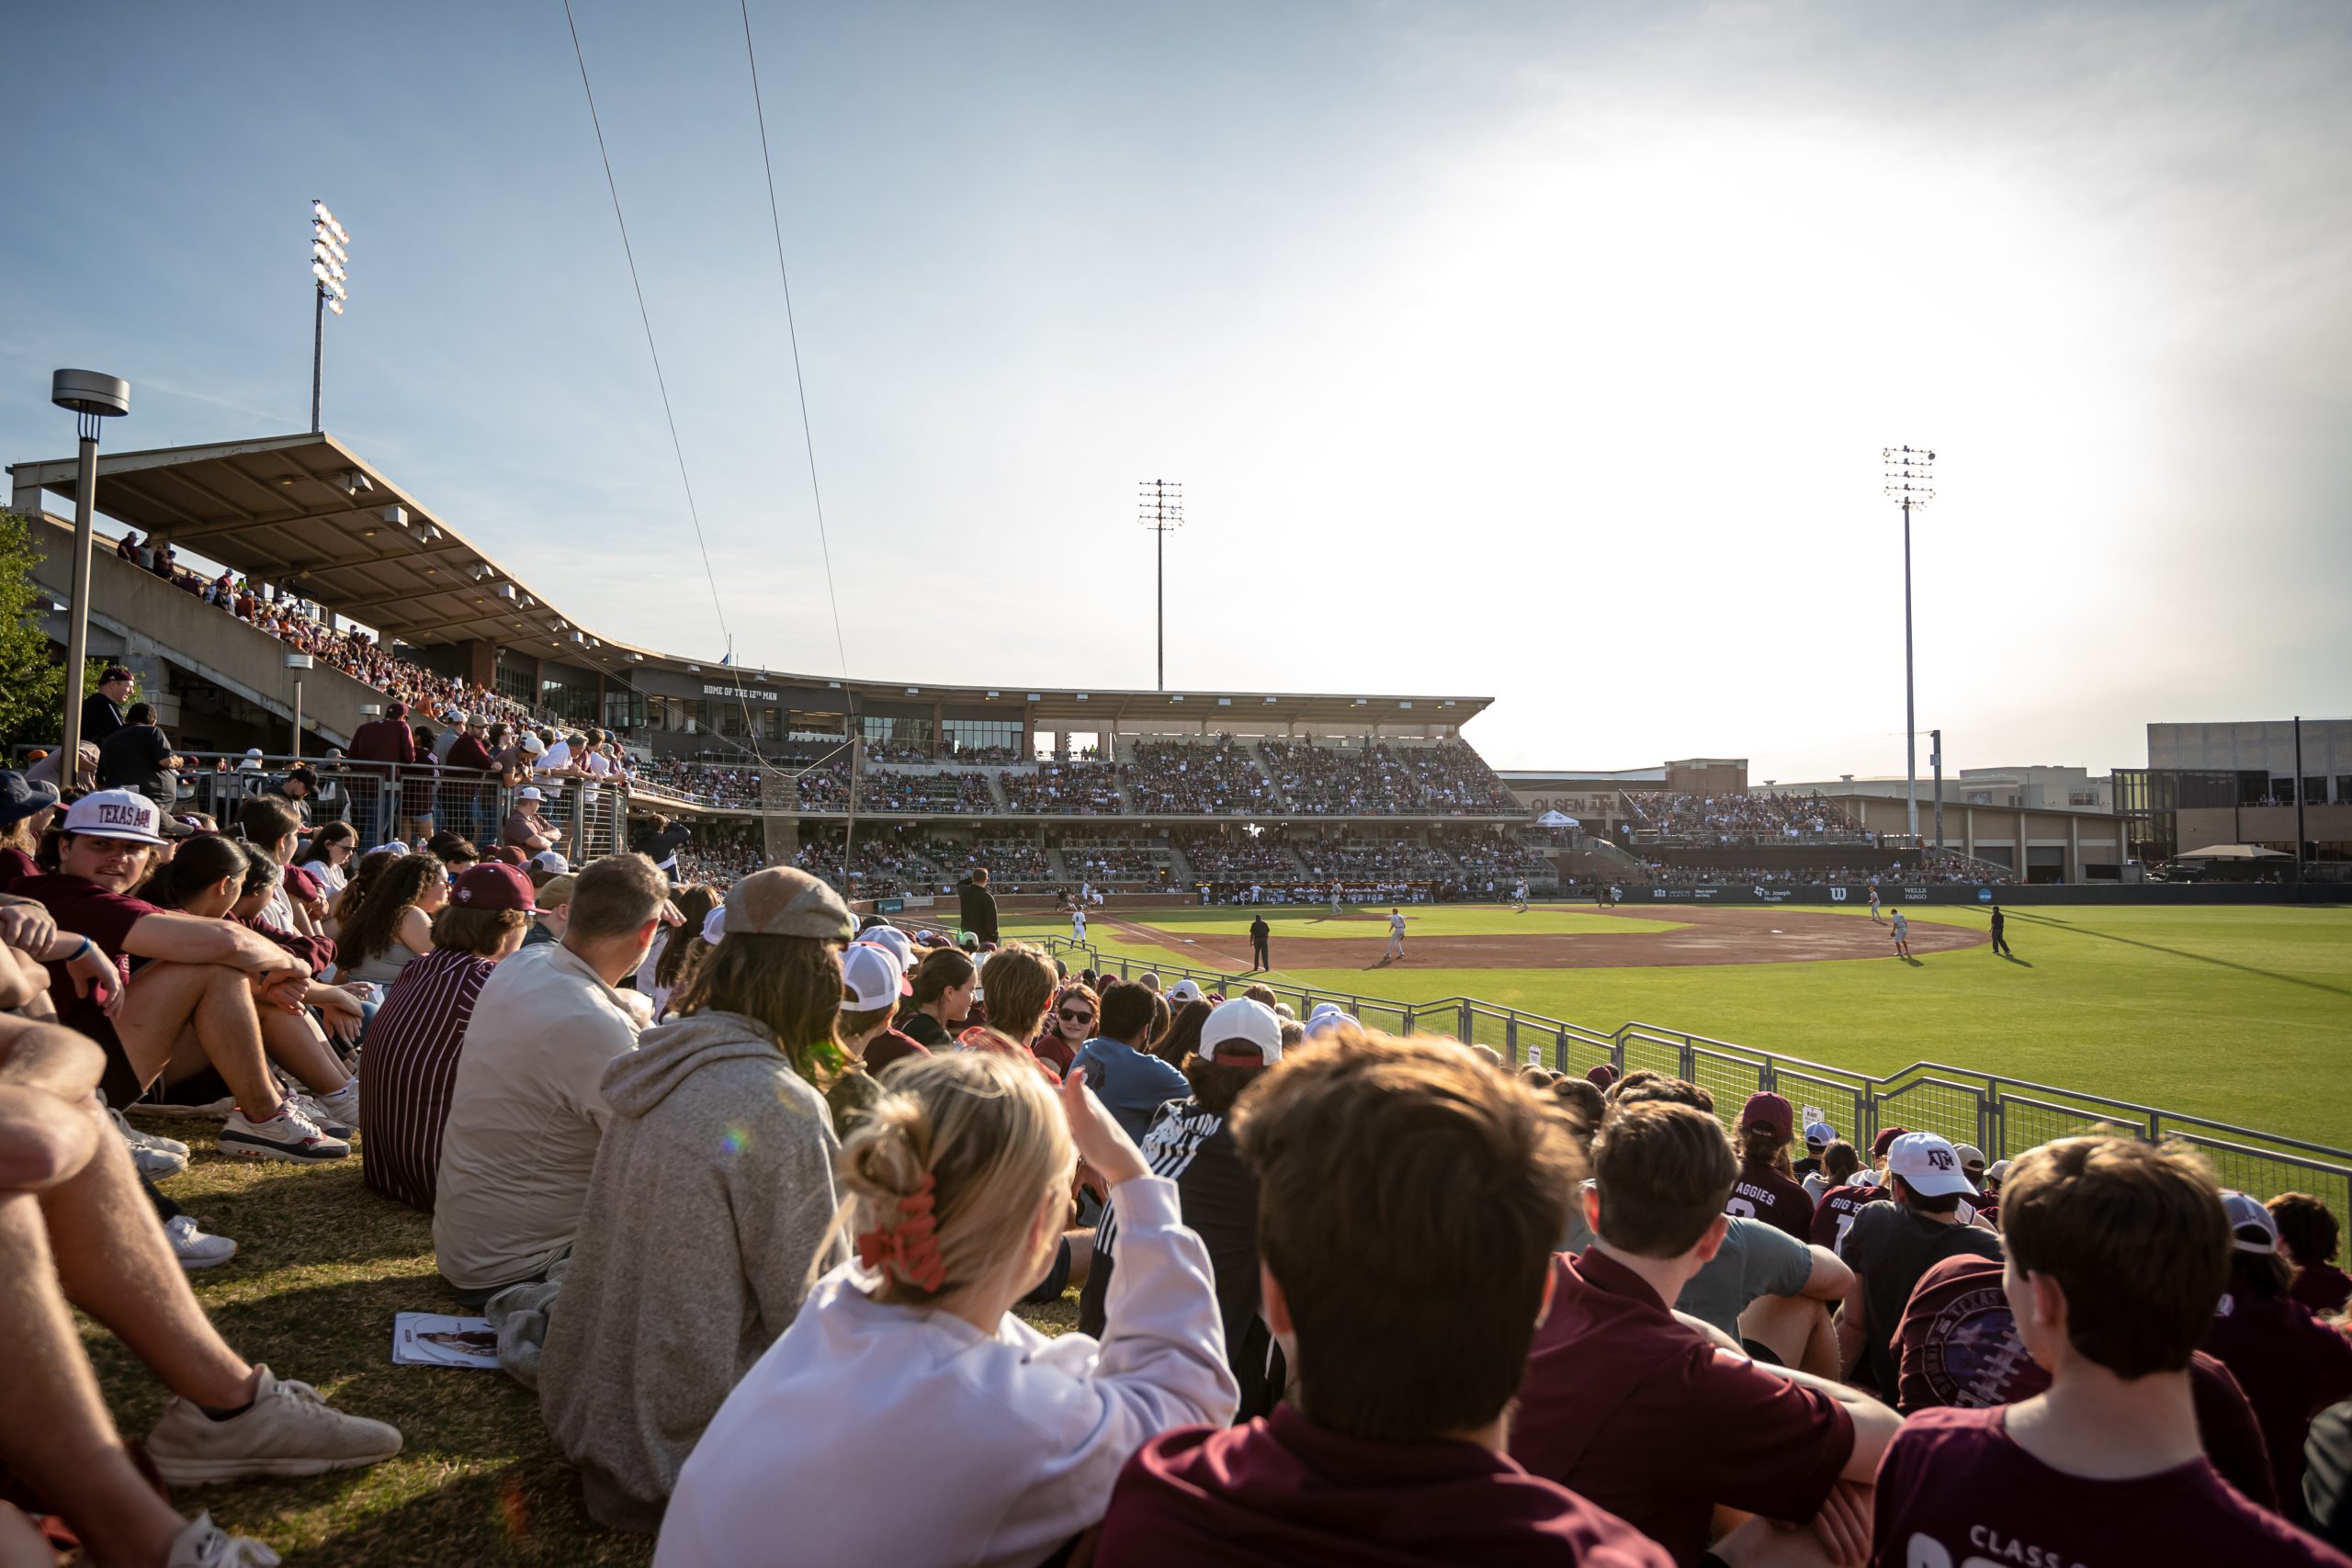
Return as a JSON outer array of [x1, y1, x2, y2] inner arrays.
[[1099, 905, 1985, 971]]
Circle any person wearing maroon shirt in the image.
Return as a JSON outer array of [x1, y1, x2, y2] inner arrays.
[[2206, 1191, 2352, 1529], [1809, 1170, 1890, 1252], [1512, 1100, 1895, 1566], [346, 699, 418, 847], [1726, 1090, 1814, 1243], [2271, 1193, 2352, 1318], [1836, 1132, 2002, 1396], [1098, 1029, 1686, 1567], [440, 714, 500, 847], [1870, 1135, 2349, 1568], [1894, 1251, 2279, 1507], [0, 770, 60, 893]]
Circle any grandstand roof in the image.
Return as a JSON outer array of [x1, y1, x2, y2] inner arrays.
[[7, 431, 1492, 728]]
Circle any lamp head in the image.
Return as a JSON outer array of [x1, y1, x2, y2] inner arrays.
[[51, 370, 130, 418]]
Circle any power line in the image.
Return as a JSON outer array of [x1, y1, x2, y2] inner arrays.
[[560, 0, 733, 660], [739, 0, 849, 677]]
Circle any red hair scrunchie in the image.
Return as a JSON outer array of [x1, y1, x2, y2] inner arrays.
[[855, 1170, 946, 1293]]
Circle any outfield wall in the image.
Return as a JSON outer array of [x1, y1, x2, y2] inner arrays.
[[1619, 883, 2345, 908]]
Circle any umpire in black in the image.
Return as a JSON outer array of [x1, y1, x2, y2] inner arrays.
[[1249, 912, 1271, 972], [1990, 901, 2015, 958]]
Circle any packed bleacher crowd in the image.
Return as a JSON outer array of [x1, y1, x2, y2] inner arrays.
[[1625, 790, 1868, 844], [1638, 860, 2020, 887], [1001, 759, 1125, 814], [1174, 829, 1302, 882], [636, 758, 767, 808], [853, 767, 998, 814], [1057, 838, 1172, 884], [5, 739, 2351, 1566], [1124, 739, 1276, 816], [1260, 738, 1519, 815]]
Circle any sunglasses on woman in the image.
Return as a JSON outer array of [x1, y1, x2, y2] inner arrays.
[[1058, 1008, 1094, 1025]]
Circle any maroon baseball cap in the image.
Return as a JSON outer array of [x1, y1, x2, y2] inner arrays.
[[1872, 1125, 1910, 1160], [449, 862, 539, 913], [1586, 1063, 1619, 1090], [388, 701, 409, 718], [1740, 1090, 1793, 1141]]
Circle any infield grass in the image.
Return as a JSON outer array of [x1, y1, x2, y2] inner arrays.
[[1011, 904, 2352, 1147]]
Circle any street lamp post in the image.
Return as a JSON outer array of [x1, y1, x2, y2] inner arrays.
[[1883, 446, 1935, 843], [51, 370, 131, 772], [286, 651, 314, 761], [310, 200, 351, 433], [1138, 479, 1183, 691]]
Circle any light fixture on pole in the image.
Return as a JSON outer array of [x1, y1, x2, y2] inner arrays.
[[310, 199, 351, 433], [51, 370, 131, 773], [1883, 446, 1935, 843], [1138, 479, 1183, 691], [285, 651, 314, 762]]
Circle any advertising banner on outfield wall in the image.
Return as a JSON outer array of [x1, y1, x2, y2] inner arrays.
[[1630, 884, 2338, 907]]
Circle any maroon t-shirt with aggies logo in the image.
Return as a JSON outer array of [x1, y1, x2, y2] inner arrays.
[[1871, 1405, 2347, 1568], [1729, 1159, 1815, 1242]]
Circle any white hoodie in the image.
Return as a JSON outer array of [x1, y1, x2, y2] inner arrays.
[[654, 1175, 1238, 1568]]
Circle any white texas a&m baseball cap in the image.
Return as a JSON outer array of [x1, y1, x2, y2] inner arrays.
[[62, 788, 166, 845]]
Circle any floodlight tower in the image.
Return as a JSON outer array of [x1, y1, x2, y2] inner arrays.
[[1138, 479, 1183, 691], [1883, 446, 1936, 842], [310, 200, 351, 432]]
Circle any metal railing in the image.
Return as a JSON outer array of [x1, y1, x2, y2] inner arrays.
[[1032, 935, 2352, 1238]]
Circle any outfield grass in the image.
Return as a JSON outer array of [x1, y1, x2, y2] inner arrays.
[[86, 1144, 1082, 1568], [1014, 904, 2352, 1146]]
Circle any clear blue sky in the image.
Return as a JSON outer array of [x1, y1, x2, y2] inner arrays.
[[6, 1, 2347, 774]]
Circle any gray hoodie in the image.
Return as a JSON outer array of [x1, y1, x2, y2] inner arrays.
[[538, 1010, 848, 1532]]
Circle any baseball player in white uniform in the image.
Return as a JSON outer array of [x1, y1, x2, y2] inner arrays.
[[1072, 907, 1088, 943], [1383, 907, 1407, 963]]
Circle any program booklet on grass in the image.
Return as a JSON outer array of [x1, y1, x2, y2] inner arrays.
[[393, 1313, 499, 1369]]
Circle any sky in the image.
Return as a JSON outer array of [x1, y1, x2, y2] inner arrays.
[[5, 1, 2348, 777]]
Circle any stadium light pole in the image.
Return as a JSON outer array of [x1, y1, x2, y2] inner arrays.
[[1883, 446, 1935, 843], [51, 370, 131, 773], [310, 200, 351, 433], [1138, 479, 1182, 691]]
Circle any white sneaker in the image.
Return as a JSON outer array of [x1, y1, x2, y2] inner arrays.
[[146, 1366, 403, 1485], [166, 1512, 281, 1566], [165, 1213, 241, 1270], [107, 1095, 195, 1157], [138, 1091, 239, 1119], [217, 1103, 348, 1163], [309, 1078, 360, 1137]]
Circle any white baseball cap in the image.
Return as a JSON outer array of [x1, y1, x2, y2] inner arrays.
[[842, 941, 911, 1010], [1169, 977, 1204, 1003], [1202, 998, 1282, 1066], [1886, 1133, 1974, 1199], [1306, 1000, 1344, 1021], [1304, 1008, 1358, 1037], [1804, 1120, 1838, 1148], [62, 788, 166, 845], [521, 735, 547, 755], [860, 925, 917, 969], [1954, 1144, 1988, 1172], [515, 785, 544, 802], [531, 850, 571, 876], [2221, 1191, 2280, 1255]]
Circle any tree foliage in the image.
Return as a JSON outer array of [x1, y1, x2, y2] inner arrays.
[[0, 510, 67, 747]]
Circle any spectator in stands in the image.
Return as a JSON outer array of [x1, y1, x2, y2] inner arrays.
[[1803, 1138, 1860, 1206], [358, 863, 537, 1211], [2272, 1193, 2352, 1316], [0, 772, 59, 892], [634, 884, 718, 1020], [1080, 996, 1283, 1419], [660, 1050, 1237, 1567], [1728, 1090, 1815, 1242], [896, 946, 975, 1051], [20, 792, 354, 1160], [23, 740, 99, 796], [0, 1013, 402, 1565], [832, 939, 922, 1123], [1872, 1136, 2345, 1566], [1101, 1029, 1679, 1565], [1512, 1099, 1894, 1565], [1809, 1156, 1888, 1254], [1673, 1190, 1854, 1377], [966, 945, 1062, 1081], [1038, 979, 1098, 1076], [523, 872, 576, 948], [543, 867, 855, 1531], [94, 703, 181, 807], [503, 785, 566, 859], [431, 853, 663, 1304], [1071, 979, 1190, 1143], [1835, 1132, 2002, 1395], [81, 665, 134, 748], [1152, 998, 1213, 1071], [345, 700, 417, 846], [635, 813, 693, 884], [337, 852, 450, 983], [2205, 1190, 2352, 1529]]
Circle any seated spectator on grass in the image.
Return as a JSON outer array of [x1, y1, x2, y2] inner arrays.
[[432, 853, 663, 1304], [543, 868, 855, 1532], [831, 940, 919, 1134], [523, 872, 575, 948], [636, 884, 718, 1020], [1152, 996, 1213, 1070], [659, 1051, 1238, 1567], [326, 845, 396, 941], [1101, 1029, 1680, 1566], [23, 793, 352, 1160], [1512, 1099, 1895, 1566], [359, 863, 537, 1213], [1794, 1119, 1835, 1180], [1872, 1137, 2346, 1566], [336, 852, 449, 983], [1802, 1137, 1861, 1206], [2271, 1192, 2352, 1317], [961, 944, 1062, 1083], [1835, 1132, 2002, 1395], [1080, 996, 1283, 1419], [1071, 979, 1191, 1143], [1808, 1156, 1887, 1253], [1038, 979, 1098, 1076], [1676, 1213, 1854, 1378], [0, 1014, 401, 1566], [2204, 1190, 2352, 1530], [895, 946, 976, 1050], [1891, 1251, 2278, 1506], [296, 818, 358, 897], [1727, 1090, 1814, 1242]]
